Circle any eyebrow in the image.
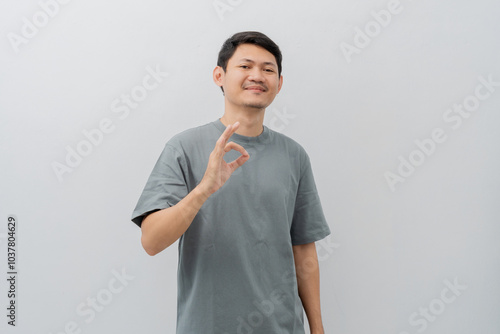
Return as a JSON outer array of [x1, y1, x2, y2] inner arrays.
[[238, 58, 277, 68]]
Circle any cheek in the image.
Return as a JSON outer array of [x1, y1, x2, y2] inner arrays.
[[270, 82, 280, 93]]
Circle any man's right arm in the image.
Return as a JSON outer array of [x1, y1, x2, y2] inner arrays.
[[140, 121, 249, 256], [140, 185, 210, 256]]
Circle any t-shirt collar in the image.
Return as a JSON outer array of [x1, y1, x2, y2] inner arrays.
[[212, 118, 271, 145]]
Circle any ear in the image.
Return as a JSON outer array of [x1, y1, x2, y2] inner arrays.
[[213, 66, 224, 88], [277, 74, 284, 94]]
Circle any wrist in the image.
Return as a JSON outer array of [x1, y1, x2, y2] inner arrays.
[[194, 182, 211, 201], [310, 323, 325, 334]]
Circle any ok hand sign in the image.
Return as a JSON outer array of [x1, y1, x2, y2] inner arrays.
[[199, 122, 250, 196]]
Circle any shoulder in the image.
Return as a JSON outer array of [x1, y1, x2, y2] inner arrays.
[[165, 121, 217, 150], [267, 128, 313, 176], [267, 127, 308, 157]]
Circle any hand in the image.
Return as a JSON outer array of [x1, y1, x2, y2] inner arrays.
[[199, 122, 249, 196]]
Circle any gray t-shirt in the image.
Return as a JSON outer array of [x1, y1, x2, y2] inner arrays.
[[131, 118, 331, 334]]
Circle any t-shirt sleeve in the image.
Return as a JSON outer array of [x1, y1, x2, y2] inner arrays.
[[290, 149, 331, 245], [131, 143, 189, 228]]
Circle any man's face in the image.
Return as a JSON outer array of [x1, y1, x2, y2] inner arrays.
[[214, 43, 283, 110]]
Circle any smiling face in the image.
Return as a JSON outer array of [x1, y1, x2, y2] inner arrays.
[[214, 43, 283, 111]]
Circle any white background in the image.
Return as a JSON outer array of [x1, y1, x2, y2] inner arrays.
[[1, 0, 499, 333]]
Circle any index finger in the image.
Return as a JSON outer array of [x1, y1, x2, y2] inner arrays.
[[217, 121, 240, 147]]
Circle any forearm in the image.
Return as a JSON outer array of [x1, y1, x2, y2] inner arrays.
[[293, 243, 324, 334], [139, 122, 247, 256], [141, 185, 210, 255]]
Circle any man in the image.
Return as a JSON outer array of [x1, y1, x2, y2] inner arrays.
[[131, 31, 330, 334]]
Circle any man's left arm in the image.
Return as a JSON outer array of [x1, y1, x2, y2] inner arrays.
[[293, 242, 325, 334]]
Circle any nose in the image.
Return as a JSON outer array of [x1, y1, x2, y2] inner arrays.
[[247, 67, 265, 82]]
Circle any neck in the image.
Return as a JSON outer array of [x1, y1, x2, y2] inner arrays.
[[220, 106, 265, 137]]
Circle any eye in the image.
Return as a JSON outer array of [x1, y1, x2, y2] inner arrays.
[[240, 65, 249, 69], [265, 68, 274, 72]]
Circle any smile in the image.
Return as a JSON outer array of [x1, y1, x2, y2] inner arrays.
[[245, 86, 266, 92]]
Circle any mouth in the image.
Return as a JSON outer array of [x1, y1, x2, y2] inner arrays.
[[244, 85, 266, 92]]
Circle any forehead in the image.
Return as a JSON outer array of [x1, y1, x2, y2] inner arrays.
[[228, 43, 277, 66]]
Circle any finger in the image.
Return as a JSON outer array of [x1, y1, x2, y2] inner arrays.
[[228, 153, 250, 171], [231, 121, 240, 132], [214, 124, 233, 156], [224, 141, 248, 155], [224, 142, 250, 170], [215, 122, 240, 155], [223, 122, 240, 141]]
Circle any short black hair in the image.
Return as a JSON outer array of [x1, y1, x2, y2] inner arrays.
[[217, 31, 282, 93]]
